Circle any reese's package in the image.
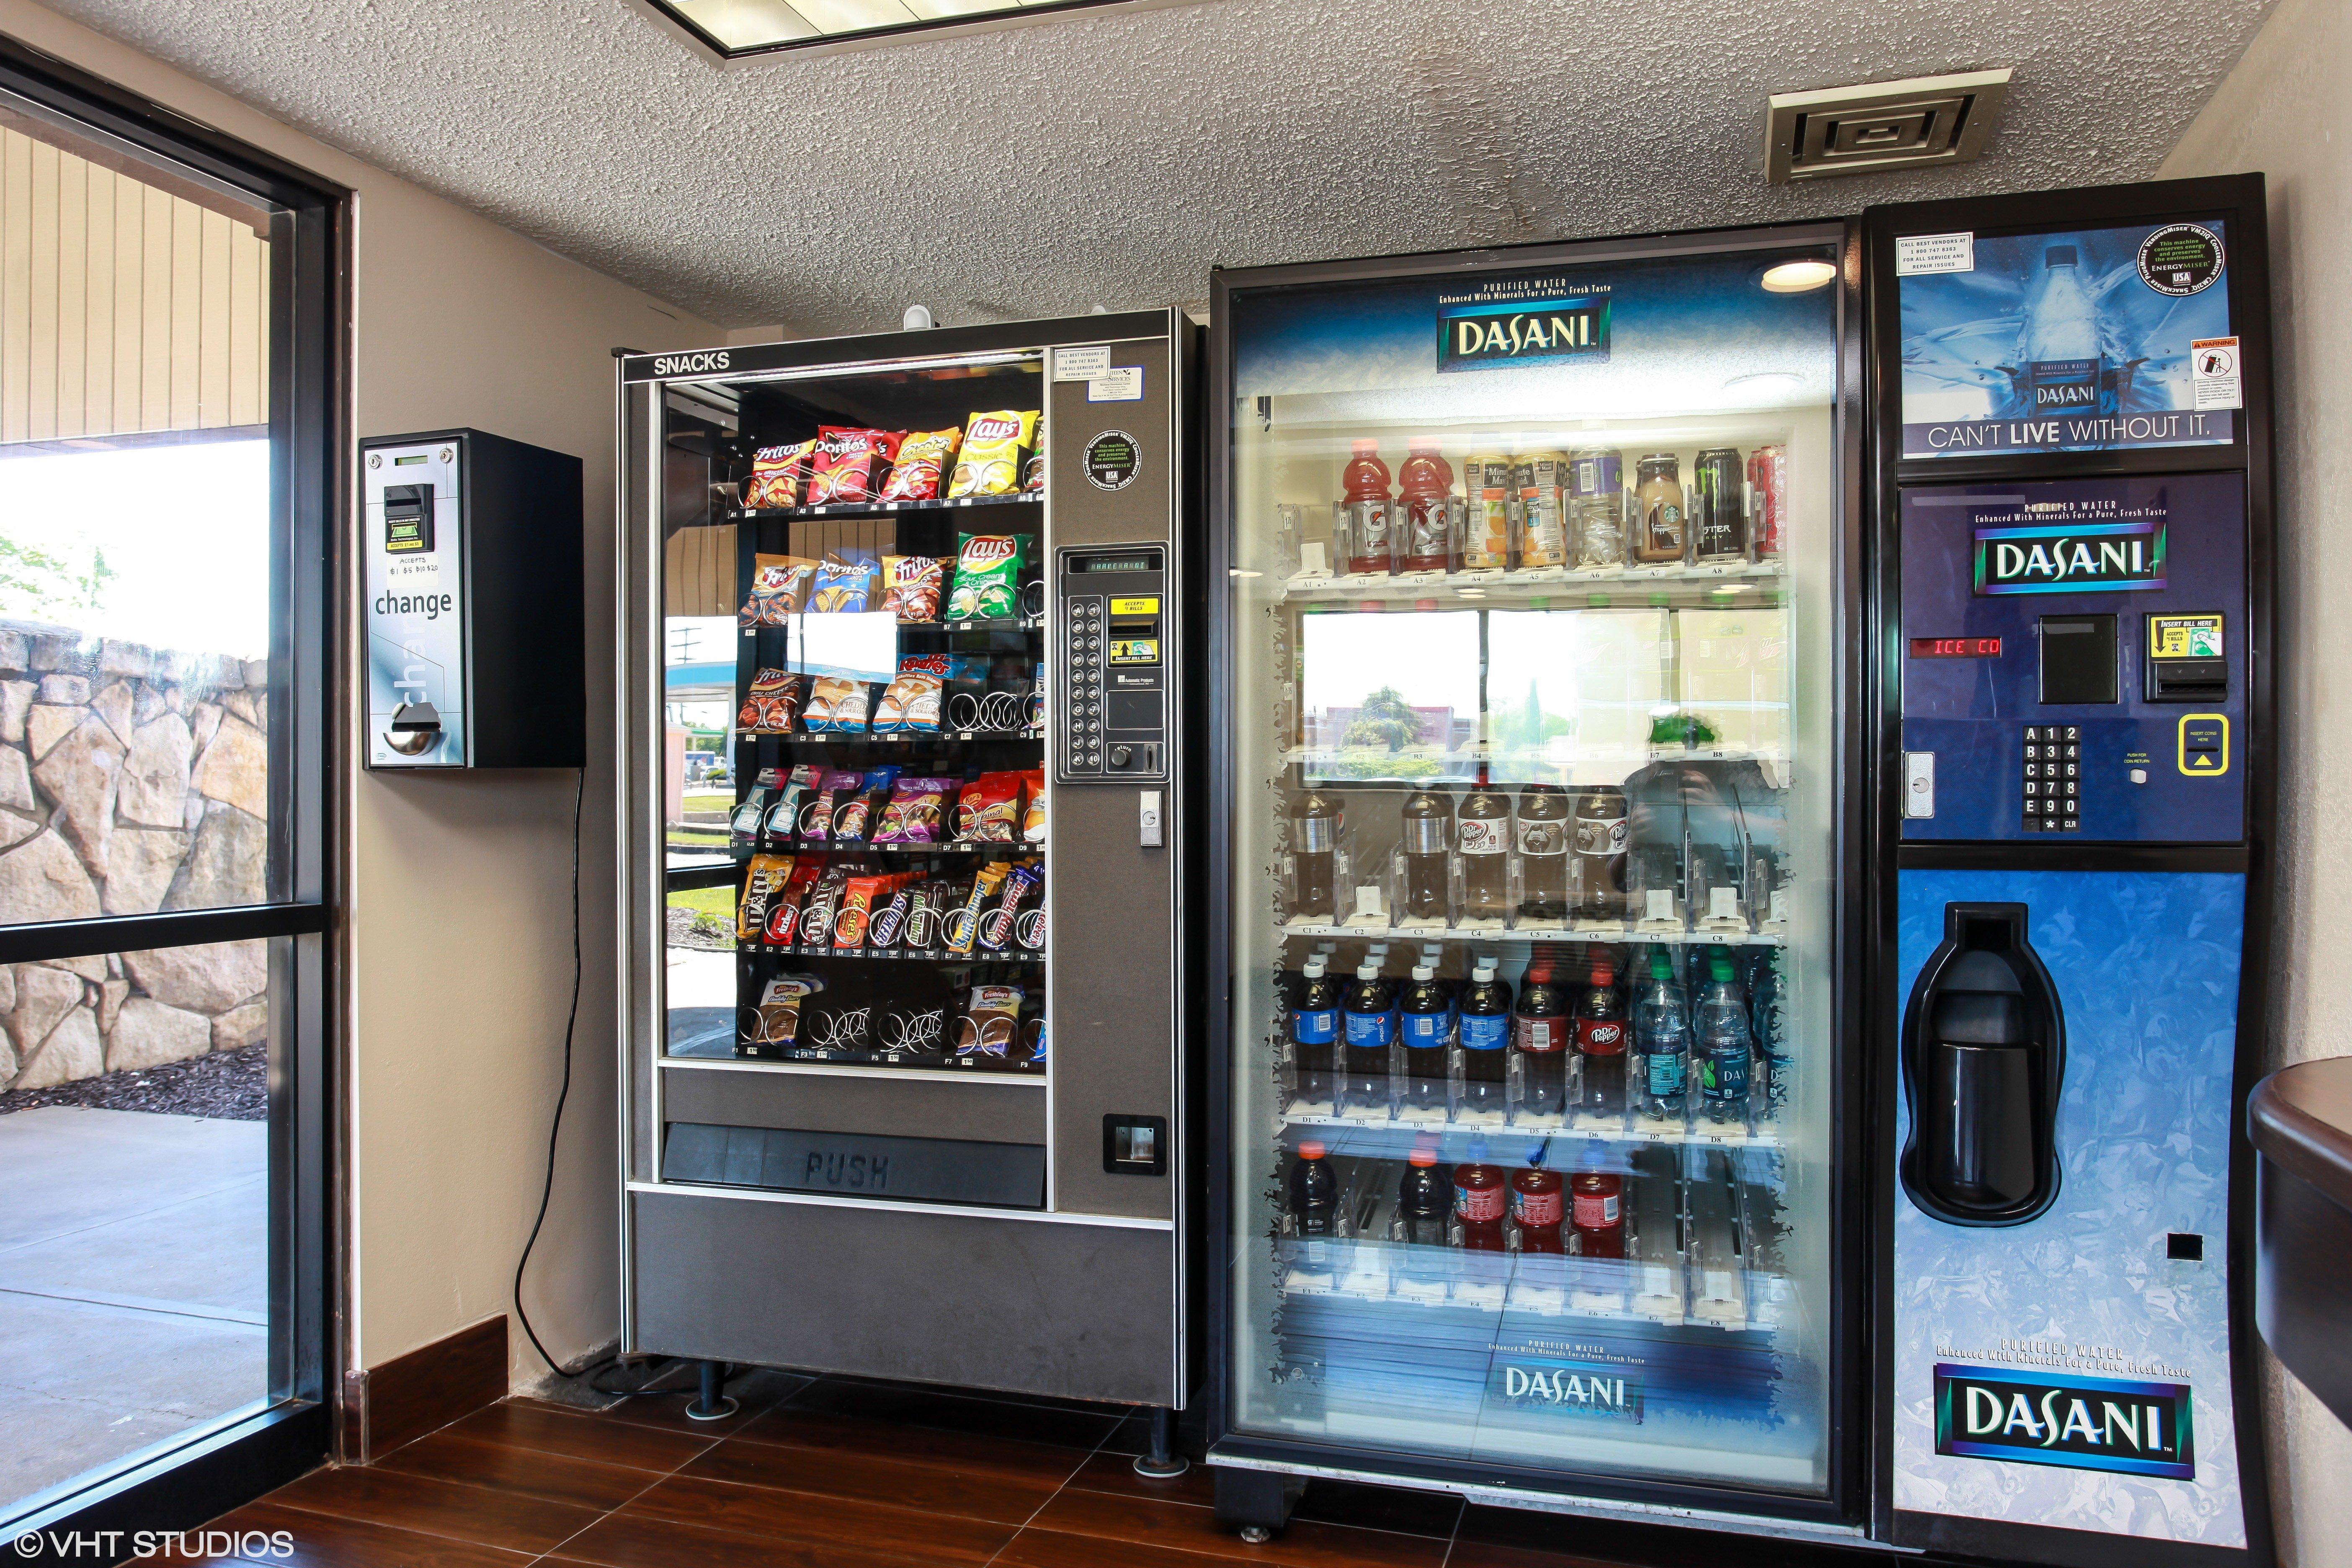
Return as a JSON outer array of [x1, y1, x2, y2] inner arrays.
[[805, 427, 905, 506], [944, 534, 1029, 620], [737, 854, 796, 943], [946, 410, 1038, 498], [739, 555, 818, 627], [743, 441, 815, 510], [809, 554, 878, 614], [879, 428, 961, 503], [880, 555, 944, 622], [833, 874, 891, 949]]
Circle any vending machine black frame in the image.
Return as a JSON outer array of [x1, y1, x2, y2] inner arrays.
[[1861, 173, 2278, 1568], [1202, 218, 1877, 1538]]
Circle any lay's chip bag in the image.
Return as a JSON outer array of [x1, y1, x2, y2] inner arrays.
[[945, 534, 1028, 621], [946, 410, 1038, 498]]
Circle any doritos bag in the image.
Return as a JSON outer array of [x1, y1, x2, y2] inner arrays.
[[879, 428, 962, 503], [806, 428, 905, 506], [810, 555, 877, 614], [946, 411, 1038, 498]]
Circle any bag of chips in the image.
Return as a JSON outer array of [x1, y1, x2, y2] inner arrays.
[[1021, 766, 1047, 843], [743, 441, 815, 510], [874, 776, 954, 843], [880, 555, 944, 622], [943, 862, 1007, 955], [739, 554, 819, 627], [805, 676, 871, 733], [1023, 430, 1047, 493], [810, 554, 878, 614], [737, 854, 796, 943], [945, 534, 1029, 621], [954, 770, 1026, 843], [806, 428, 905, 506], [954, 983, 1025, 1061], [737, 668, 807, 734], [879, 428, 962, 503], [833, 766, 900, 841], [764, 860, 823, 946], [874, 671, 942, 734], [742, 974, 821, 1057], [947, 410, 1038, 498]]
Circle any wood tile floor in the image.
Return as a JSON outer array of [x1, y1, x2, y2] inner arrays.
[[191, 1371, 1871, 1568]]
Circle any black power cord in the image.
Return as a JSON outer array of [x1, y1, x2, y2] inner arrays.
[[514, 765, 586, 1377]]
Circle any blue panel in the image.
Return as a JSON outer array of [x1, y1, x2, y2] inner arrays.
[[1890, 869, 2246, 1547], [1901, 473, 2246, 843]]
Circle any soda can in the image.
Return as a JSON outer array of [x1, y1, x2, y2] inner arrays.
[[1747, 444, 1787, 559], [1569, 448, 1625, 568], [1692, 447, 1747, 562], [1515, 451, 1570, 567], [1461, 453, 1514, 570]]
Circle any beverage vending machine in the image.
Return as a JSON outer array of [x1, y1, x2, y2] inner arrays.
[[613, 311, 1202, 1416], [1205, 175, 2275, 1566]]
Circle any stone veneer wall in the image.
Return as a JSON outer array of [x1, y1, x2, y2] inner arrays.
[[0, 616, 269, 1090]]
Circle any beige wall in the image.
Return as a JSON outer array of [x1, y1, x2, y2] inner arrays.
[[0, 1, 720, 1387], [2161, 1, 2352, 1563]]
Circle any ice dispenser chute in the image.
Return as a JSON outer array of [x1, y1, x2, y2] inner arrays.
[[1899, 903, 2065, 1225]]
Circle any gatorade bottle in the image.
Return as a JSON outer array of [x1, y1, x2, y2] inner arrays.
[[1513, 961, 1571, 1118], [1400, 963, 1453, 1116], [1396, 438, 1455, 573], [1632, 947, 1689, 1122], [1696, 949, 1754, 1126], [1341, 439, 1395, 576], [1457, 957, 1513, 1115], [1455, 1138, 1508, 1252], [1289, 1140, 1338, 1271], [1574, 953, 1629, 1122], [1341, 959, 1398, 1115], [1290, 956, 1341, 1109], [1511, 1145, 1565, 1254]]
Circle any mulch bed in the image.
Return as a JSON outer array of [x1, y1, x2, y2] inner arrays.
[[0, 1042, 268, 1119]]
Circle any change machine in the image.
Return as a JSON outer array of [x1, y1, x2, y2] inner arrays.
[[1867, 176, 2275, 1566]]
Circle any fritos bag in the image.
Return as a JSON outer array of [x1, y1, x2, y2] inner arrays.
[[810, 554, 877, 614], [806, 428, 905, 505], [944, 534, 1028, 621], [946, 410, 1038, 498], [880, 555, 944, 622], [743, 441, 815, 509], [879, 428, 962, 503], [954, 770, 1026, 843], [739, 554, 818, 627], [736, 668, 807, 734]]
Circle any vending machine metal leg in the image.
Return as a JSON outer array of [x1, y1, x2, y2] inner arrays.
[[682, 1359, 737, 1421], [1132, 1405, 1189, 1478], [1213, 1466, 1301, 1541]]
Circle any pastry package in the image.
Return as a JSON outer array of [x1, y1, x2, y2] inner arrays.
[[946, 410, 1038, 498], [879, 428, 962, 503], [954, 769, 1027, 843], [804, 676, 872, 733], [1021, 766, 1047, 843], [741, 974, 821, 1058], [874, 776, 955, 843], [738, 554, 819, 627], [943, 861, 1007, 955], [763, 860, 823, 946], [809, 554, 878, 614], [743, 441, 815, 510], [874, 671, 943, 734], [737, 854, 796, 943], [832, 766, 900, 841], [944, 534, 1029, 620], [954, 983, 1026, 1062], [736, 668, 807, 734], [805, 427, 905, 506], [880, 555, 944, 622]]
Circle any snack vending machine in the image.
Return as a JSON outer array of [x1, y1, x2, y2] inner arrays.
[[1868, 175, 2274, 1568], [614, 311, 1201, 1412], [1206, 176, 2277, 1565]]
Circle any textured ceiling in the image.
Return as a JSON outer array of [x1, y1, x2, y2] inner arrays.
[[39, 0, 2277, 335]]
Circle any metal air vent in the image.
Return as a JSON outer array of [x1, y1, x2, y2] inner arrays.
[[1764, 69, 2011, 184]]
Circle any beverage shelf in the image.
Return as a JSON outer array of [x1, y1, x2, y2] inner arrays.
[[736, 492, 1041, 521], [1274, 560, 1785, 605], [1274, 1106, 1782, 1150], [1274, 920, 1786, 948]]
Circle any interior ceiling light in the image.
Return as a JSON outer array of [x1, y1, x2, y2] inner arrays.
[[1760, 260, 1838, 293], [1763, 68, 2011, 183], [652, 0, 1157, 57]]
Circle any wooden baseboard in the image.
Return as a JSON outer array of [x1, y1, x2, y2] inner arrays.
[[339, 1314, 507, 1462]]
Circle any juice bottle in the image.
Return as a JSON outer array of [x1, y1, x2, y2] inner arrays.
[[1341, 439, 1394, 576], [1396, 439, 1455, 573], [1461, 453, 1514, 569]]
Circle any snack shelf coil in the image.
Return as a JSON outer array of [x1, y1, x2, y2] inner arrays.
[[737, 492, 1042, 521]]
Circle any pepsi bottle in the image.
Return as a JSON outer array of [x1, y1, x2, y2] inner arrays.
[[1457, 957, 1512, 1117], [1399, 962, 1453, 1116], [1341, 959, 1398, 1115], [1290, 955, 1341, 1109]]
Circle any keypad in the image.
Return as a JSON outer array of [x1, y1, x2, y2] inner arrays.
[[2021, 725, 2080, 832], [1065, 594, 1105, 771]]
